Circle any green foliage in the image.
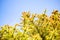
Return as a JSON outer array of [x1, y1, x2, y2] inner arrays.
[[0, 10, 60, 40], [0, 25, 29, 40]]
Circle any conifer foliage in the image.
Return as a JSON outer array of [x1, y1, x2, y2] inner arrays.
[[0, 10, 60, 40]]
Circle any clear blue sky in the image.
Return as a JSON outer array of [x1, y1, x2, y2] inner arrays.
[[0, 0, 60, 26]]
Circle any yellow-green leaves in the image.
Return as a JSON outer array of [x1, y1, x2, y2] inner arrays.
[[0, 10, 60, 40]]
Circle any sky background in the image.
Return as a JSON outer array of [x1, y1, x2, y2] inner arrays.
[[0, 0, 60, 26]]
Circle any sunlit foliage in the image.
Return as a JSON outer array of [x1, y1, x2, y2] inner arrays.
[[0, 10, 60, 40]]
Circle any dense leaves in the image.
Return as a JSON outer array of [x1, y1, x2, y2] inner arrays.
[[0, 10, 60, 40]]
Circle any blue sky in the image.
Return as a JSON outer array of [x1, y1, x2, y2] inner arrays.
[[0, 0, 60, 26]]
